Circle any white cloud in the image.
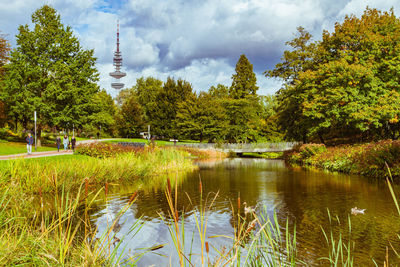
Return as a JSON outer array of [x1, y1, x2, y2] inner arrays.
[[3, 0, 400, 97]]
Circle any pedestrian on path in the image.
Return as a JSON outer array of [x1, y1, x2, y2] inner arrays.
[[26, 133, 34, 154], [55, 135, 61, 152], [71, 135, 76, 152], [63, 135, 69, 150]]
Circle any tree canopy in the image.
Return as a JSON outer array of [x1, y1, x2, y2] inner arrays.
[[1, 5, 99, 138], [267, 8, 400, 143]]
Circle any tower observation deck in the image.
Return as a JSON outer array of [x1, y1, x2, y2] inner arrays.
[[109, 21, 126, 90]]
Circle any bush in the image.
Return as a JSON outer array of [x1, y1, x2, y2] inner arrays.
[[286, 140, 400, 178], [299, 143, 327, 158], [75, 142, 144, 158]]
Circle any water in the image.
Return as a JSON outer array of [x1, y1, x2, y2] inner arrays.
[[90, 158, 400, 266]]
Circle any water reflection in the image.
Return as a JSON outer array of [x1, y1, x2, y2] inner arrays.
[[91, 158, 400, 266]]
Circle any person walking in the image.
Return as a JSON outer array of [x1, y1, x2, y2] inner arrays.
[[71, 135, 76, 152], [63, 135, 69, 151], [55, 135, 61, 152], [26, 133, 34, 154]]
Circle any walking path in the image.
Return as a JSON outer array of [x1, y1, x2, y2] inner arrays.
[[0, 139, 114, 160], [0, 150, 73, 160]]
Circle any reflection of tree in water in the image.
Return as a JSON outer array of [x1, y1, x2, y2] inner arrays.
[[275, 168, 400, 265]]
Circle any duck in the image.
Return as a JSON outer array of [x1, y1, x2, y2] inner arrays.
[[351, 207, 365, 215], [243, 202, 256, 215]]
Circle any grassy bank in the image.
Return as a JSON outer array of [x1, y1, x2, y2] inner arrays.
[[286, 140, 400, 178], [0, 147, 196, 194], [0, 146, 197, 266]]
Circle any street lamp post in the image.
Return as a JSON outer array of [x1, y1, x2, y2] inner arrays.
[[34, 111, 37, 151]]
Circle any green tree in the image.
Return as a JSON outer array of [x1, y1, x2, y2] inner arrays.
[[226, 55, 261, 142], [86, 90, 116, 136], [115, 90, 145, 138], [2, 5, 99, 142], [268, 8, 400, 143], [0, 32, 10, 127], [151, 77, 193, 138], [230, 54, 259, 99], [259, 95, 284, 142], [265, 27, 317, 142], [134, 77, 163, 129]]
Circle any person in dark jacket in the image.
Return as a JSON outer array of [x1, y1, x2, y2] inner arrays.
[[26, 133, 34, 154], [55, 135, 61, 152], [71, 135, 76, 152]]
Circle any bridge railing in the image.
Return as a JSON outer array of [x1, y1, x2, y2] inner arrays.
[[177, 142, 301, 151]]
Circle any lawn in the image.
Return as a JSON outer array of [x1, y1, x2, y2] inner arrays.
[[0, 141, 57, 155]]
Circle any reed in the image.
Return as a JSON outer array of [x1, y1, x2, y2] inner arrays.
[[160, 178, 300, 266], [0, 181, 142, 266], [0, 147, 196, 194]]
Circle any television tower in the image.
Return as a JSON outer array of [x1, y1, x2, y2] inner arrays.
[[109, 21, 126, 90]]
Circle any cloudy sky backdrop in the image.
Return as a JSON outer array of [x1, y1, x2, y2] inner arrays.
[[1, 0, 400, 96]]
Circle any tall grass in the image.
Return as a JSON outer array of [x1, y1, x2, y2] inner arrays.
[[0, 181, 143, 266], [0, 147, 196, 194], [0, 147, 197, 266], [160, 178, 299, 266]]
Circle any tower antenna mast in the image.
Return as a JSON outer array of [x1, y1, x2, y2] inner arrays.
[[110, 20, 126, 90]]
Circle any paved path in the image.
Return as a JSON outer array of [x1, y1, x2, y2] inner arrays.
[[0, 150, 73, 160], [0, 139, 113, 160]]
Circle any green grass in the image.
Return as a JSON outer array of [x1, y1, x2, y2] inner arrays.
[[0, 141, 57, 155]]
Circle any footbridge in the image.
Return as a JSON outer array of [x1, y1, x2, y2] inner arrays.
[[177, 142, 300, 153]]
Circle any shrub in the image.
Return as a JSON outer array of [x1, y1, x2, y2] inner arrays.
[[299, 143, 327, 158], [75, 142, 144, 158], [286, 140, 400, 178]]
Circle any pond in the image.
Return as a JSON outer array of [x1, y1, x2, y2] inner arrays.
[[90, 158, 400, 266]]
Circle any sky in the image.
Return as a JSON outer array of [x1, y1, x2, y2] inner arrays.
[[1, 0, 400, 97]]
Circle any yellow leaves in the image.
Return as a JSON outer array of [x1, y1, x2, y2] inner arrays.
[[389, 115, 398, 124]]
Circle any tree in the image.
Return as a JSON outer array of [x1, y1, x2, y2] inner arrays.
[[268, 8, 400, 143], [0, 32, 10, 127], [115, 90, 145, 138], [134, 77, 163, 129], [86, 90, 117, 136], [259, 95, 284, 142], [151, 77, 193, 138], [230, 54, 258, 99], [0, 32, 10, 77], [226, 55, 261, 142], [2, 5, 99, 142], [265, 27, 317, 142]]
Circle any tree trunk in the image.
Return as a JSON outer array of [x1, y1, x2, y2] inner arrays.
[[318, 132, 325, 144]]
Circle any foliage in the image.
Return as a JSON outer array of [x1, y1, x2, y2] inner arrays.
[[267, 8, 400, 143], [258, 95, 284, 142], [1, 5, 99, 139], [287, 140, 400, 178], [176, 91, 230, 142], [0, 32, 11, 127], [230, 54, 259, 99], [151, 77, 194, 138], [0, 31, 10, 77], [87, 90, 117, 136], [224, 96, 262, 142], [75, 142, 143, 158], [115, 89, 145, 137]]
